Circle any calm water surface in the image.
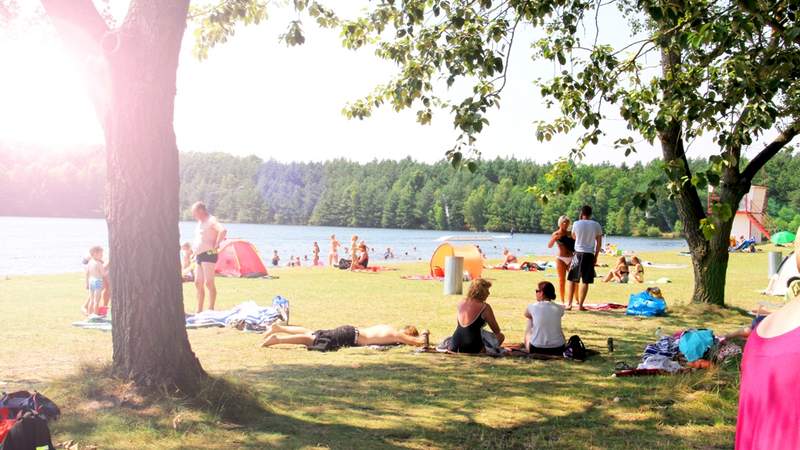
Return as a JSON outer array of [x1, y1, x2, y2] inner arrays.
[[0, 217, 688, 275]]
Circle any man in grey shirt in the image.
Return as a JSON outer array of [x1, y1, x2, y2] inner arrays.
[[567, 205, 603, 311]]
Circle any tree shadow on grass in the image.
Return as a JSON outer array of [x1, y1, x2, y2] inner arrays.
[[44, 351, 737, 449]]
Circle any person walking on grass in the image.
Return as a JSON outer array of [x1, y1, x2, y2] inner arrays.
[[192, 201, 227, 313], [566, 205, 602, 311]]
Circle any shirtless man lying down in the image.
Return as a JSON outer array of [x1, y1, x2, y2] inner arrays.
[[261, 323, 428, 351]]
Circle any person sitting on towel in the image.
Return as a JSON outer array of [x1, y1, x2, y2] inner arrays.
[[351, 243, 370, 269], [524, 281, 566, 356], [602, 256, 630, 283], [630, 256, 644, 283], [502, 248, 518, 266], [260, 323, 427, 350], [449, 279, 505, 353]]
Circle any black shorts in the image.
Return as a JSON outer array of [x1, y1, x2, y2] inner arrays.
[[196, 250, 218, 265], [528, 344, 566, 356], [567, 252, 596, 284], [309, 325, 358, 352]]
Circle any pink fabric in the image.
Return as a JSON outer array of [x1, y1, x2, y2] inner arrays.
[[736, 326, 800, 449]]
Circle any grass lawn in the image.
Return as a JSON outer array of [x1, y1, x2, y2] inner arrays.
[[0, 246, 788, 449]]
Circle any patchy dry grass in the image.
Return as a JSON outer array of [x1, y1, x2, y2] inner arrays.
[[0, 245, 788, 449]]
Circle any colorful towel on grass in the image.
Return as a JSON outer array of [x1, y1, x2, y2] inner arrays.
[[614, 368, 693, 377], [401, 274, 444, 281], [582, 303, 627, 311], [351, 266, 398, 273], [186, 298, 288, 331], [74, 298, 289, 333]]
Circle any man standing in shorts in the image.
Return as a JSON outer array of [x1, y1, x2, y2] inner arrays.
[[566, 205, 603, 311], [192, 201, 227, 313]]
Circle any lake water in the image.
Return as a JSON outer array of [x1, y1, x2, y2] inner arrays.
[[0, 216, 688, 276]]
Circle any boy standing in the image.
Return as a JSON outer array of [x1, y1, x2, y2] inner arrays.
[[84, 246, 106, 316]]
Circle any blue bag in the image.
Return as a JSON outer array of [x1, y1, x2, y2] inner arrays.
[[626, 291, 667, 317], [678, 329, 714, 362]]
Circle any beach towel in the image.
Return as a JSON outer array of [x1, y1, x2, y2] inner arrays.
[[614, 368, 693, 377], [401, 274, 444, 281], [185, 298, 288, 331], [678, 329, 714, 362], [583, 303, 627, 311], [75, 298, 289, 333], [71, 315, 112, 332], [351, 266, 398, 273]]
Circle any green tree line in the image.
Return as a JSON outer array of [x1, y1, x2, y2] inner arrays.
[[2, 146, 798, 235]]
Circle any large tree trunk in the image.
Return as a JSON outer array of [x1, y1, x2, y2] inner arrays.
[[42, 0, 205, 391], [106, 0, 205, 391]]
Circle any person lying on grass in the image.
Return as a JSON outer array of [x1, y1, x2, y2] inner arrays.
[[260, 323, 428, 351], [449, 279, 505, 353]]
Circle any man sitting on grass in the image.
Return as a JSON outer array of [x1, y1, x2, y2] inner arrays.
[[261, 323, 428, 351]]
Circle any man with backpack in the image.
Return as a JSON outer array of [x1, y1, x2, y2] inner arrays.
[[566, 205, 603, 311]]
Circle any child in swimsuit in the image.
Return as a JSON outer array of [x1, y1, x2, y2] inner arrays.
[[84, 245, 106, 316]]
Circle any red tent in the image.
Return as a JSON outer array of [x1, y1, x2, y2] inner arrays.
[[215, 240, 268, 278]]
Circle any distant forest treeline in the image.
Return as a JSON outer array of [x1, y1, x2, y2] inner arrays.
[[2, 145, 799, 235]]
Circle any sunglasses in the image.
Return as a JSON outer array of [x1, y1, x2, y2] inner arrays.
[[535, 289, 542, 293]]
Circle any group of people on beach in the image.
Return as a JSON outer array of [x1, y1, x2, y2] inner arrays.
[[261, 277, 569, 356]]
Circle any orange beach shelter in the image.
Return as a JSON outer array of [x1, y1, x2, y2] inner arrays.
[[429, 243, 483, 280]]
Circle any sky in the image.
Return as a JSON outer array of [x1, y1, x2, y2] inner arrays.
[[0, 1, 777, 165]]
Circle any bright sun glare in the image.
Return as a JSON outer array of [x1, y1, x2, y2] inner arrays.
[[0, 28, 103, 149]]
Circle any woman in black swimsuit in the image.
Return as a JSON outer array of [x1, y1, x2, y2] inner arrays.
[[449, 279, 505, 353]]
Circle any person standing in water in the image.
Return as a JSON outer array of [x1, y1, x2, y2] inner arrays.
[[192, 201, 227, 313], [328, 234, 340, 267], [566, 205, 602, 311]]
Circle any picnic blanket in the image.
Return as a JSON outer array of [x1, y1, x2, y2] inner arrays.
[[401, 274, 444, 281]]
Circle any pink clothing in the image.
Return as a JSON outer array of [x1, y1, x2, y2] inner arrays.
[[736, 326, 800, 449]]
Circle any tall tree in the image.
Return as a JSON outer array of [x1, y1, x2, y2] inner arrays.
[[39, 0, 204, 390]]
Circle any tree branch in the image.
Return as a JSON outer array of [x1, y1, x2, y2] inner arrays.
[[40, 0, 110, 54], [741, 121, 800, 181]]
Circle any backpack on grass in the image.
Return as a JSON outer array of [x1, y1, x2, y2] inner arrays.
[[1, 411, 54, 450], [0, 392, 60, 421], [337, 259, 352, 270], [564, 335, 587, 361]]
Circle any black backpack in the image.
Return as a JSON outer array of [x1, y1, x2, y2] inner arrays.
[[1, 411, 54, 450], [337, 258, 352, 270], [564, 335, 587, 361], [0, 392, 60, 421]]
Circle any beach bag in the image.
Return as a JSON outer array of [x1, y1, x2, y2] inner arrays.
[[337, 258, 352, 270], [678, 329, 715, 362], [0, 392, 60, 421], [564, 335, 587, 361], [0, 411, 54, 450], [626, 291, 667, 317]]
